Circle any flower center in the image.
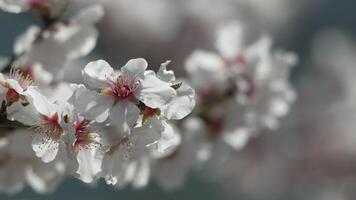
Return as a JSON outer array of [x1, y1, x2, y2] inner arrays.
[[33, 113, 63, 140], [142, 107, 160, 123], [6, 88, 20, 104], [72, 117, 99, 153], [102, 75, 140, 101]]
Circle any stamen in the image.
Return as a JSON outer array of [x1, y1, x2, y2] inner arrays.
[[72, 116, 100, 154], [101, 74, 140, 101], [9, 68, 34, 91]]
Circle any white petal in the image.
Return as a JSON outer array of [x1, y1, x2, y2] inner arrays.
[[109, 101, 140, 134], [59, 24, 98, 59], [245, 36, 272, 63], [161, 82, 195, 120], [68, 84, 111, 123], [17, 34, 67, 80], [71, 4, 104, 25], [6, 79, 25, 94], [30, 63, 53, 85], [7, 87, 56, 126], [132, 158, 150, 188], [76, 148, 103, 183], [156, 60, 175, 82], [215, 21, 244, 58], [0, 0, 27, 13], [6, 101, 39, 126], [184, 50, 226, 90], [14, 25, 40, 55], [25, 87, 55, 116], [155, 120, 181, 154], [138, 73, 176, 108], [222, 128, 251, 150], [133, 117, 164, 150], [82, 60, 114, 89], [25, 160, 65, 194], [121, 58, 147, 79], [100, 146, 128, 186], [32, 134, 59, 163]]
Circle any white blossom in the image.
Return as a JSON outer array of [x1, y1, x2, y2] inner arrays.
[[81, 58, 176, 133], [13, 4, 104, 84], [184, 21, 297, 150], [0, 129, 66, 194]]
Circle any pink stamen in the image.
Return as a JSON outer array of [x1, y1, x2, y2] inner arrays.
[[102, 75, 140, 101], [72, 116, 98, 152], [9, 68, 34, 91]]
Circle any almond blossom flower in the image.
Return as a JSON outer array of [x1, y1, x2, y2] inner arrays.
[[65, 84, 105, 183], [13, 4, 104, 84], [67, 115, 103, 183], [108, 62, 196, 189], [99, 117, 163, 187], [81, 58, 176, 133], [6, 86, 68, 163], [0, 69, 34, 107], [71, 59, 195, 188], [184, 21, 297, 150]]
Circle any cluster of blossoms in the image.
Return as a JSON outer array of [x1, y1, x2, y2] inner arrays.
[[0, 0, 297, 194], [152, 21, 297, 190]]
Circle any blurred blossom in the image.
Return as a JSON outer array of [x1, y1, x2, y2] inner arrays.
[[207, 29, 356, 200]]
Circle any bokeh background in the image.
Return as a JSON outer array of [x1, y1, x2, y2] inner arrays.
[[1, 0, 356, 199]]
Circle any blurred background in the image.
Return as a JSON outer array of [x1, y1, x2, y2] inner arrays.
[[2, 0, 356, 199]]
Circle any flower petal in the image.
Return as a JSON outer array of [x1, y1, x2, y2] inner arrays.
[[215, 21, 244, 59], [133, 117, 164, 149], [138, 73, 176, 108], [121, 58, 147, 79], [75, 148, 103, 183], [69, 84, 111, 123], [184, 50, 226, 90], [161, 82, 195, 120], [71, 4, 104, 25], [82, 60, 114, 89], [155, 120, 181, 154], [109, 101, 140, 134], [14, 25, 40, 55], [58, 24, 98, 60], [32, 134, 59, 163], [0, 0, 27, 13], [156, 60, 175, 82], [222, 128, 251, 150]]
